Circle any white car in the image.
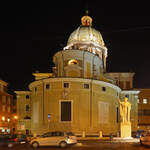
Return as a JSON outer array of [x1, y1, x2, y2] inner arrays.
[[30, 131, 77, 148]]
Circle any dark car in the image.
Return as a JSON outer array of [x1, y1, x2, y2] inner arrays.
[[10, 134, 27, 144], [0, 134, 13, 147], [136, 130, 145, 138], [140, 130, 150, 146], [0, 133, 27, 148]]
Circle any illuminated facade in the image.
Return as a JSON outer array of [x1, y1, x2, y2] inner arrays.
[[135, 89, 150, 130], [14, 91, 31, 134], [15, 14, 139, 136], [0, 80, 17, 133]]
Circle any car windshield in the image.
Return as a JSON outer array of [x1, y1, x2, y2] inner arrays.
[[66, 132, 75, 136]]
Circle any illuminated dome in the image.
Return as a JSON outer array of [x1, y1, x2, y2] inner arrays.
[[63, 13, 108, 71], [67, 26, 105, 47], [65, 14, 105, 49]]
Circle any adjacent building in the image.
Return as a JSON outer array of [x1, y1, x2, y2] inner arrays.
[[15, 14, 140, 136], [14, 91, 31, 135], [135, 89, 150, 130], [0, 80, 17, 134]]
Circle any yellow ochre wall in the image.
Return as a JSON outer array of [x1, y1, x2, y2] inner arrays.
[[29, 78, 121, 135]]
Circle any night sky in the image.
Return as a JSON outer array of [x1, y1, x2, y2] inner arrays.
[[0, 1, 150, 91]]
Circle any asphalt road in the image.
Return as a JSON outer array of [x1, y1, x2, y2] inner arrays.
[[1, 140, 149, 150]]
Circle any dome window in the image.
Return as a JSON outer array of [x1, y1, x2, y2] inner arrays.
[[68, 59, 78, 65]]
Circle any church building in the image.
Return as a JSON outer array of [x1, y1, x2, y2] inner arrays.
[[15, 14, 139, 136]]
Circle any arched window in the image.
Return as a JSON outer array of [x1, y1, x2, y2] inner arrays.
[[68, 59, 78, 65]]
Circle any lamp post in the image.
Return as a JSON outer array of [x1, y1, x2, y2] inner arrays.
[[7, 118, 10, 133], [13, 115, 18, 134]]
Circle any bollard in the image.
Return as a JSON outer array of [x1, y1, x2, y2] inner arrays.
[[82, 131, 86, 138], [99, 131, 103, 138]]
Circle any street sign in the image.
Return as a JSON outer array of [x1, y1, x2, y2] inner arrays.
[[48, 114, 51, 120]]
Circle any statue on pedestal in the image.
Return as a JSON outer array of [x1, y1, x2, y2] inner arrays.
[[119, 97, 132, 138], [119, 97, 131, 123]]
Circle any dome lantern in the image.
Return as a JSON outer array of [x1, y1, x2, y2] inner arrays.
[[81, 10, 92, 27]]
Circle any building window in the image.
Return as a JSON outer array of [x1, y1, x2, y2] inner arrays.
[[35, 87, 37, 92], [24, 116, 31, 120], [143, 98, 147, 104], [61, 101, 72, 121], [7, 106, 10, 113], [25, 104, 30, 112], [46, 84, 50, 89], [64, 83, 69, 88], [144, 109, 150, 116], [102, 87, 106, 91], [26, 95, 30, 99], [138, 109, 150, 116], [137, 99, 140, 103], [2, 96, 6, 104], [7, 97, 11, 104], [84, 83, 89, 89], [2, 105, 5, 112], [68, 59, 78, 65]]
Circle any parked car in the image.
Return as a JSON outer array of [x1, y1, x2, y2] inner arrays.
[[26, 134, 34, 142], [140, 130, 150, 146], [10, 134, 27, 144], [136, 130, 145, 138], [0, 134, 20, 148], [30, 131, 77, 148], [0, 134, 13, 147]]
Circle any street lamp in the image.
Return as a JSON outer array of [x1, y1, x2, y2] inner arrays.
[[7, 118, 10, 122], [13, 115, 18, 134], [14, 115, 18, 120], [2, 116, 5, 121]]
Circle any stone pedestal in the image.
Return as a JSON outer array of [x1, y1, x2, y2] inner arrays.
[[120, 122, 131, 138]]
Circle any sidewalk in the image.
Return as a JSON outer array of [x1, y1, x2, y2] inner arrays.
[[77, 136, 109, 141], [77, 136, 140, 143]]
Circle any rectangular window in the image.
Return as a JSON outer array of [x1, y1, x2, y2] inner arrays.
[[8, 106, 10, 113], [138, 109, 150, 116], [64, 83, 69, 88], [46, 84, 50, 89], [144, 109, 150, 116], [143, 98, 147, 104], [61, 101, 71, 121], [7, 97, 11, 104], [2, 105, 6, 112], [26, 95, 30, 99], [84, 83, 89, 89], [102, 87, 106, 91], [25, 104, 30, 112], [98, 101, 109, 123], [2, 96, 6, 104], [35, 87, 37, 92], [138, 110, 143, 116]]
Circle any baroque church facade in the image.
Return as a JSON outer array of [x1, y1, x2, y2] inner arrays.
[[15, 14, 140, 136]]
